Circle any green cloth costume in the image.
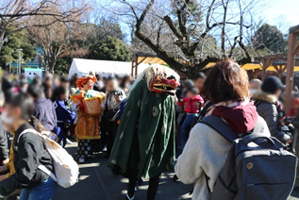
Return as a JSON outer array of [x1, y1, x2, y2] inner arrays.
[[108, 76, 176, 178]]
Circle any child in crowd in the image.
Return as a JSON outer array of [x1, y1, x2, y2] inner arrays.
[[53, 86, 76, 147], [178, 86, 204, 154]]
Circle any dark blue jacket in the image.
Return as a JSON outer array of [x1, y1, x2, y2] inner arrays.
[[119, 98, 128, 120], [53, 99, 76, 140]]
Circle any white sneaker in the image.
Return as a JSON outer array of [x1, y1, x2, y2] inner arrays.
[[66, 139, 73, 144]]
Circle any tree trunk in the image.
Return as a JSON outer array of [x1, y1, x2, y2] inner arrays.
[[48, 56, 57, 73], [0, 32, 6, 53]]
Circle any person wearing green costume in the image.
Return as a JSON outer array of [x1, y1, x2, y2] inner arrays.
[[108, 65, 180, 200]]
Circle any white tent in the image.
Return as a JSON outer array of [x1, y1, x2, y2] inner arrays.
[[68, 58, 149, 78]]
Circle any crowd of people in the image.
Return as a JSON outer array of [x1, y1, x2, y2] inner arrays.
[[0, 59, 297, 200]]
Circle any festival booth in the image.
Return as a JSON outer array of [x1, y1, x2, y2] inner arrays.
[[68, 58, 150, 78]]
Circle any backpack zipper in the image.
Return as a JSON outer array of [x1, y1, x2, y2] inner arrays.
[[247, 182, 290, 187]]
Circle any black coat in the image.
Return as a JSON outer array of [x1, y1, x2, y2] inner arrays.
[[253, 92, 290, 143], [0, 123, 53, 196], [0, 119, 8, 162]]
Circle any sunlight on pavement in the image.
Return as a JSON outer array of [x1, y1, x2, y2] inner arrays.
[[78, 175, 89, 181], [78, 163, 100, 168]]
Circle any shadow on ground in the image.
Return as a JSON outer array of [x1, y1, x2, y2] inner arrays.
[[52, 143, 299, 200]]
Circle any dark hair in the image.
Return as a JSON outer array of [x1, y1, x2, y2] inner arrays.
[[19, 73, 26, 80], [52, 86, 67, 101], [32, 76, 41, 85], [29, 116, 44, 132], [27, 83, 44, 99], [106, 75, 117, 82], [42, 77, 52, 99], [201, 59, 249, 103], [120, 75, 131, 89], [183, 80, 195, 89], [194, 72, 207, 80], [70, 75, 78, 88], [44, 76, 51, 82], [60, 76, 69, 83], [186, 86, 199, 95], [19, 78, 28, 87], [95, 74, 101, 81], [106, 75, 116, 82], [6, 93, 34, 121]]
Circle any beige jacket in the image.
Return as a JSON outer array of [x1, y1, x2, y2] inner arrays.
[[175, 123, 231, 200]]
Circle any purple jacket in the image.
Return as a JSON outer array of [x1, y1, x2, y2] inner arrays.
[[34, 98, 57, 133]]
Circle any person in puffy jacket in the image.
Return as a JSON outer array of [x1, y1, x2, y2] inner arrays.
[[252, 76, 292, 144], [0, 93, 56, 200], [178, 86, 204, 154]]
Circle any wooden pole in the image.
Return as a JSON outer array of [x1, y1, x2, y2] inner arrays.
[[135, 55, 138, 77], [285, 32, 297, 111], [253, 69, 259, 79], [261, 61, 266, 80], [131, 55, 135, 77], [262, 58, 273, 80]]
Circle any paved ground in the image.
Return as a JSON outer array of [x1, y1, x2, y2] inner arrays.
[[53, 142, 299, 200]]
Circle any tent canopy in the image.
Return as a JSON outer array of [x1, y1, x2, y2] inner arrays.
[[137, 56, 167, 65], [69, 58, 150, 78], [203, 62, 299, 72], [242, 63, 299, 72]]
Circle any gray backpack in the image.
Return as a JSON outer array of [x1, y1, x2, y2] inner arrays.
[[201, 116, 297, 200]]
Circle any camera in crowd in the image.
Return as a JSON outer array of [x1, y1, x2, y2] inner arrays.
[[281, 117, 295, 154], [114, 91, 123, 96]]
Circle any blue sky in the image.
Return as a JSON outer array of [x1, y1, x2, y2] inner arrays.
[[98, 0, 299, 40], [262, 0, 299, 32]]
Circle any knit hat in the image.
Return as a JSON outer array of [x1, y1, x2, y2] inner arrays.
[[261, 76, 285, 94]]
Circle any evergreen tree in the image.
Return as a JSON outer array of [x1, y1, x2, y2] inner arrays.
[[89, 36, 131, 61], [0, 28, 36, 67], [252, 23, 288, 53]]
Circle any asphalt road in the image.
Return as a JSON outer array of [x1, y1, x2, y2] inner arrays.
[[52, 142, 299, 200]]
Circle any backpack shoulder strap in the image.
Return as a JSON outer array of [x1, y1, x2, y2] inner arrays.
[[17, 129, 39, 144], [200, 115, 239, 143], [17, 129, 57, 181], [38, 165, 57, 182]]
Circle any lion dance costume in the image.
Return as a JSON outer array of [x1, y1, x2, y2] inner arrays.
[[108, 65, 179, 200], [71, 76, 104, 160]]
